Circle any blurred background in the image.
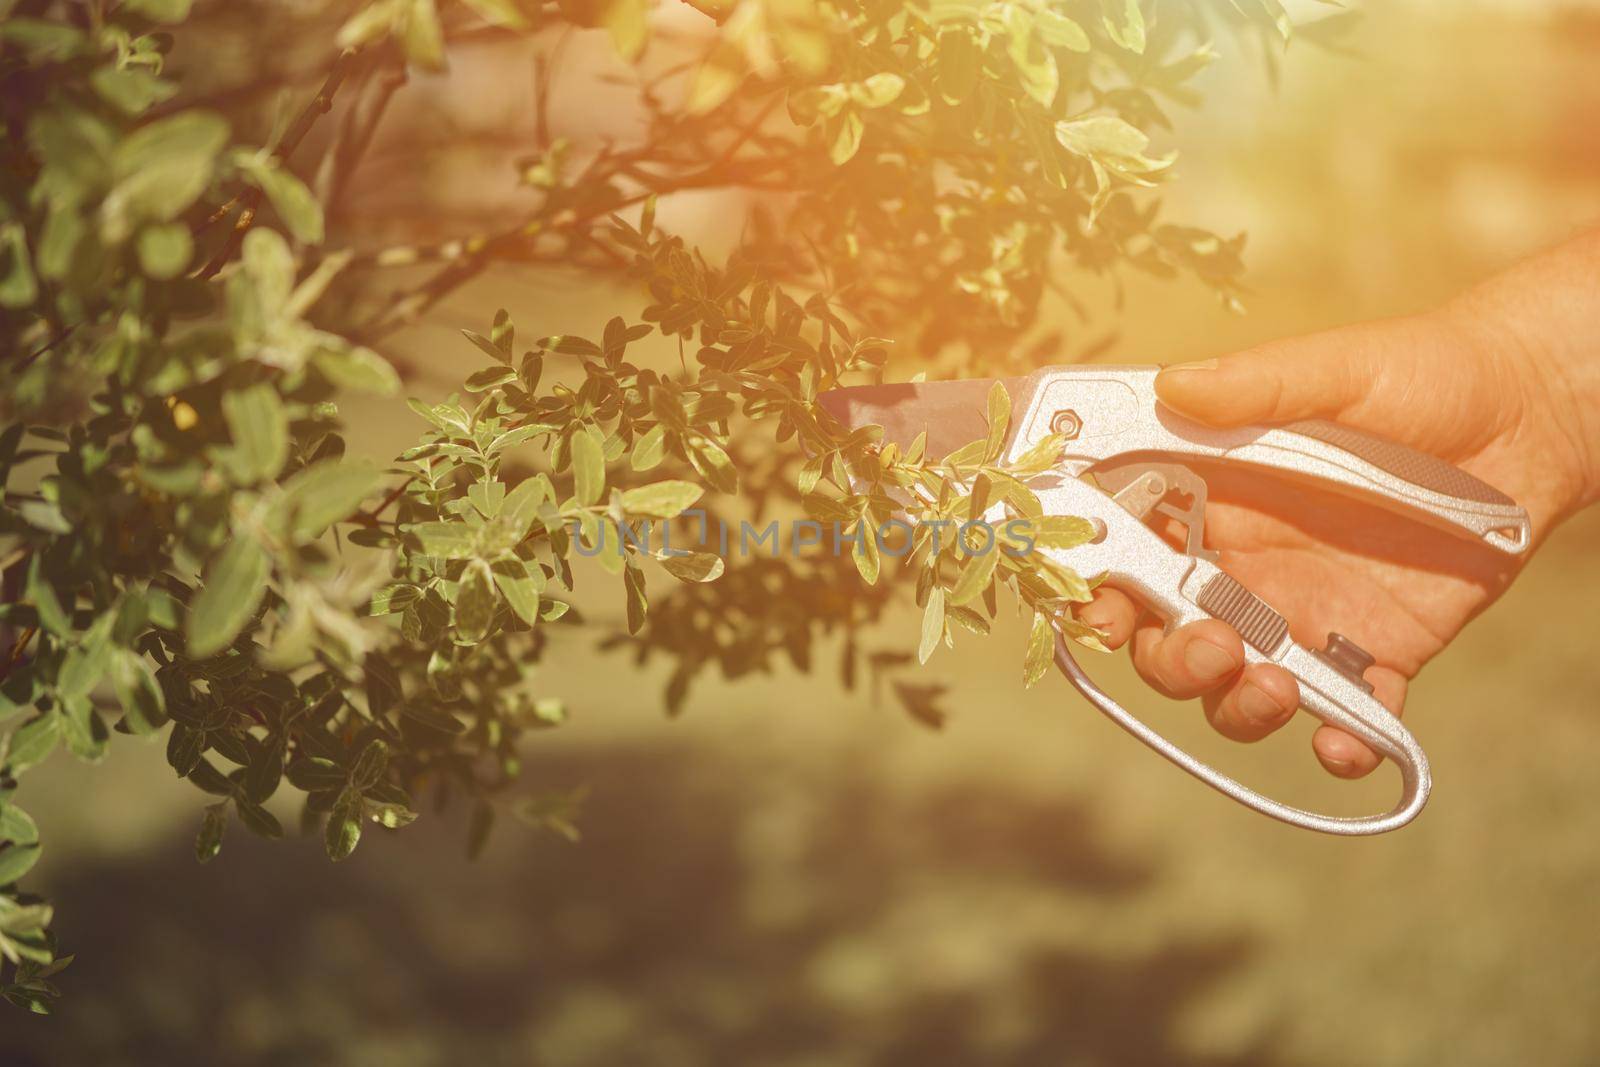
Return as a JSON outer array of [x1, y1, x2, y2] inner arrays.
[[12, 0, 1600, 1063]]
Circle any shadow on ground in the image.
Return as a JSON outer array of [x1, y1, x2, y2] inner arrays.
[[9, 741, 1272, 1066]]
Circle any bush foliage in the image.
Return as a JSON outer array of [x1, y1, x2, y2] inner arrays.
[[0, 0, 1326, 1013]]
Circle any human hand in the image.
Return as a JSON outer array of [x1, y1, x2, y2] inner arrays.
[[1076, 234, 1600, 778]]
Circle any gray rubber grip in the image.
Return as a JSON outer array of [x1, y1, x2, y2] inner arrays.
[[1285, 420, 1513, 506], [1196, 573, 1289, 655]]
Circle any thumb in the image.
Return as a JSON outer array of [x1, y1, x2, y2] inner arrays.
[[1154, 319, 1398, 428]]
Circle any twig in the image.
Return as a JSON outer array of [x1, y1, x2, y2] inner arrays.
[[357, 475, 417, 524], [194, 49, 362, 281]]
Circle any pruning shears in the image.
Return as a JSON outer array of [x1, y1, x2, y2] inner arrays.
[[819, 366, 1531, 835]]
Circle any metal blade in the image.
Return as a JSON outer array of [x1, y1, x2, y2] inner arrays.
[[817, 375, 1035, 459]]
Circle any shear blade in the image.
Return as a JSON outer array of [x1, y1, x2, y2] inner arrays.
[[817, 376, 1035, 459]]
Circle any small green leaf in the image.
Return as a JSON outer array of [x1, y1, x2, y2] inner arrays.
[[222, 384, 289, 483], [490, 558, 541, 625], [136, 222, 193, 279], [236, 155, 324, 244], [0, 804, 38, 847], [186, 536, 269, 658], [630, 424, 668, 471], [1024, 611, 1055, 688], [277, 461, 380, 539], [124, 0, 194, 22], [195, 802, 227, 864], [454, 559, 497, 640], [464, 365, 517, 392], [350, 739, 388, 791], [1028, 515, 1098, 550], [325, 790, 362, 861], [104, 110, 229, 241], [285, 756, 347, 792], [947, 543, 998, 605], [917, 585, 946, 665], [410, 521, 476, 559], [312, 346, 400, 394], [91, 66, 178, 115], [570, 430, 605, 506], [5, 714, 60, 776], [620, 481, 702, 520], [0, 843, 41, 884], [984, 380, 1011, 461], [110, 649, 167, 734], [659, 552, 724, 583]]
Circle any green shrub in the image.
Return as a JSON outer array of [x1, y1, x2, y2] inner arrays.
[[0, 0, 1319, 1013]]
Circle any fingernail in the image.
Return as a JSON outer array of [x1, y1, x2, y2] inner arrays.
[[1183, 639, 1238, 681], [1159, 358, 1219, 375], [1238, 683, 1285, 724], [1324, 757, 1356, 776]]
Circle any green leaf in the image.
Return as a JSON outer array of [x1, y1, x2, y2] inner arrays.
[[136, 222, 193, 279], [5, 715, 60, 775], [0, 844, 41, 885], [490, 559, 541, 626], [984, 379, 1011, 461], [1028, 515, 1098, 550], [463, 0, 529, 28], [104, 110, 229, 241], [917, 585, 945, 665], [236, 801, 284, 839], [570, 430, 605, 506], [186, 536, 269, 658], [947, 543, 998, 605], [399, 704, 466, 734], [620, 481, 702, 520], [312, 346, 400, 394], [464, 365, 517, 392], [110, 649, 167, 734], [462, 328, 511, 364], [25, 558, 69, 637], [194, 802, 227, 864], [0, 804, 38, 847], [603, 0, 649, 59], [630, 424, 668, 471], [849, 72, 905, 108], [1101, 0, 1145, 53], [454, 559, 497, 641], [623, 564, 647, 634], [124, 0, 194, 22], [90, 66, 178, 115], [659, 552, 724, 583], [285, 756, 346, 792], [236, 154, 324, 244], [828, 110, 864, 165], [400, 0, 447, 70], [222, 384, 289, 483], [410, 521, 476, 559], [325, 790, 362, 861], [1024, 611, 1055, 688], [350, 739, 388, 791], [277, 461, 380, 539]]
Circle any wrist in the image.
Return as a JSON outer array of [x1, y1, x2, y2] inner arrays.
[[1443, 231, 1600, 526]]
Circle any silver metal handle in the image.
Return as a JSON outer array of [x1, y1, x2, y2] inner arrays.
[[1053, 634, 1431, 836]]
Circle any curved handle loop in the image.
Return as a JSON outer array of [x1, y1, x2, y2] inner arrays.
[[1053, 638, 1431, 836]]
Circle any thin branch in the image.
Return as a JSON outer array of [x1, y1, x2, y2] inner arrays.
[[194, 49, 362, 281]]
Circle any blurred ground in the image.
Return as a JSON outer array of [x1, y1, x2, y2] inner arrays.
[[13, 2, 1600, 1064]]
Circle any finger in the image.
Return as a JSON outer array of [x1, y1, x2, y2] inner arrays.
[[1075, 588, 1138, 650], [1130, 617, 1245, 699], [1153, 318, 1412, 427], [1201, 662, 1300, 742], [1311, 668, 1409, 779]]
